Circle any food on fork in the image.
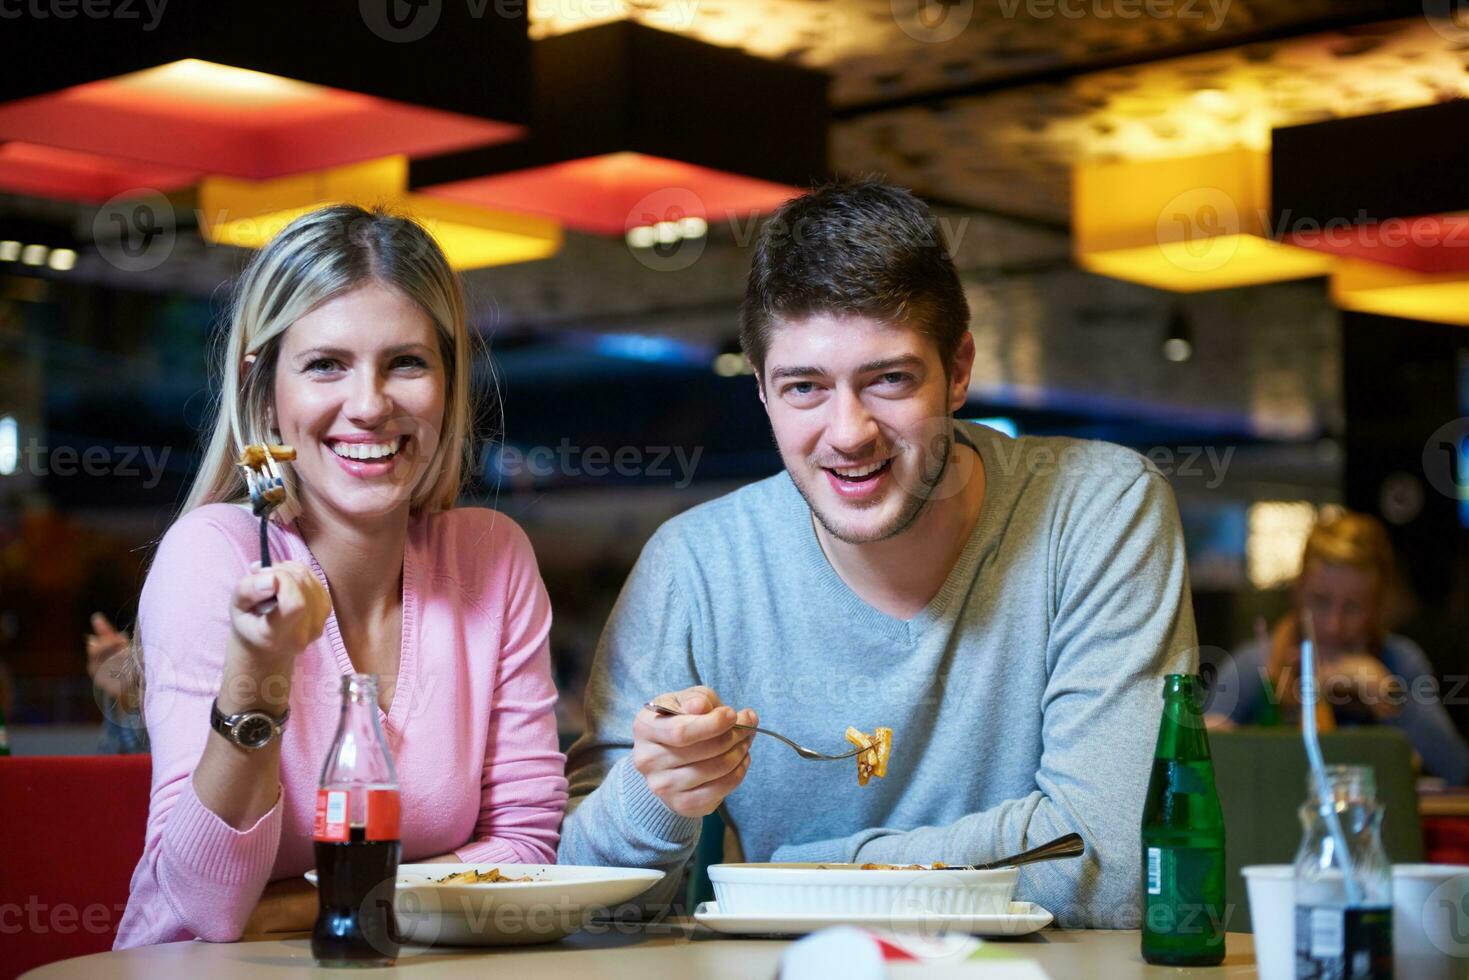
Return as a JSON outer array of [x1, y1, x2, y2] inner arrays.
[[434, 868, 535, 884], [238, 444, 296, 505], [238, 443, 297, 468], [844, 726, 893, 787]]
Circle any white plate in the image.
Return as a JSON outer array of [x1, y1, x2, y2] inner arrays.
[[305, 863, 664, 946], [693, 900, 1054, 937], [708, 862, 1020, 915]]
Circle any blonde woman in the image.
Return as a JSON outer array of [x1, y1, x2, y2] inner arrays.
[[1214, 509, 1469, 784], [116, 206, 567, 947]]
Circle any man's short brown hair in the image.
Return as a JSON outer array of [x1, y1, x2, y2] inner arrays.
[[739, 180, 971, 379]]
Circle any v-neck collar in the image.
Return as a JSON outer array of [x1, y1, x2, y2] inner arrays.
[[293, 517, 420, 739], [791, 421, 1006, 645]]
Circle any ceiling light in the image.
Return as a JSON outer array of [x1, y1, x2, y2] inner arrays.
[[413, 22, 824, 237], [1073, 148, 1335, 291], [198, 156, 560, 270], [0, 3, 532, 192]]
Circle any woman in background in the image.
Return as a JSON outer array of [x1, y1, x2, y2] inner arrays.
[[116, 205, 567, 946], [1211, 509, 1469, 785]]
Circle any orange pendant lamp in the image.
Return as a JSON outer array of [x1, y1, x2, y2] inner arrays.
[[0, 0, 532, 200], [411, 21, 828, 239]]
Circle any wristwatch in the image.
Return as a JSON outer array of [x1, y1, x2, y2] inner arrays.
[[210, 699, 290, 750]]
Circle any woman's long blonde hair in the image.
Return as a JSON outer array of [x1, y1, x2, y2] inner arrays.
[[182, 204, 476, 519]]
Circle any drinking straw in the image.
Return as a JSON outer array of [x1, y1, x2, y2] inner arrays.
[[1300, 610, 1362, 906]]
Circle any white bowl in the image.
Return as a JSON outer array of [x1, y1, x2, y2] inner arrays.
[[305, 863, 664, 946], [707, 862, 1020, 916]]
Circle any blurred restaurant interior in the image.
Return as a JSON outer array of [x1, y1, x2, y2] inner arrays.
[[1, 0, 1469, 762]]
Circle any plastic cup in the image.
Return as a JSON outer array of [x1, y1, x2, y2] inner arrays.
[[1242, 865, 1294, 980], [1393, 864, 1469, 980]]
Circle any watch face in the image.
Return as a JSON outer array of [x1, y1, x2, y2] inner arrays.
[[235, 714, 275, 749]]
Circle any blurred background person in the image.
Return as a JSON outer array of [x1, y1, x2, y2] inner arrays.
[[1209, 509, 1469, 785]]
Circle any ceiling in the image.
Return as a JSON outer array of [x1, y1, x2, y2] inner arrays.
[[531, 2, 1468, 223]]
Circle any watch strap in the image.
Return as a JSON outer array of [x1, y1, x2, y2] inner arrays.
[[209, 698, 290, 748]]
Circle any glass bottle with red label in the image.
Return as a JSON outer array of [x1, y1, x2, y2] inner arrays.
[[312, 672, 402, 967]]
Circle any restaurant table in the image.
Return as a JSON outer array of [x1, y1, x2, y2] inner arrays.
[[21, 925, 1258, 978], [1420, 790, 1469, 818]]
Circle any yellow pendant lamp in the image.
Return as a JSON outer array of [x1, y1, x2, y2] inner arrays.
[[199, 156, 560, 270], [1330, 257, 1469, 327], [1073, 148, 1335, 292]]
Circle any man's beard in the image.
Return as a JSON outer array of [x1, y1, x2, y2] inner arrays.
[[790, 430, 953, 546]]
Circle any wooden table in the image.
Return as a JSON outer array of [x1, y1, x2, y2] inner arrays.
[[1420, 791, 1469, 818], [22, 926, 1257, 978]]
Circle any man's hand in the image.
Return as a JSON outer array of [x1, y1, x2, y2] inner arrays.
[[633, 686, 756, 818]]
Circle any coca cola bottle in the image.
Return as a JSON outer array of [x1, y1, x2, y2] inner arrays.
[[312, 673, 402, 967]]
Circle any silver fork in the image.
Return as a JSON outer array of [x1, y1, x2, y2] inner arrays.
[[644, 702, 862, 761], [239, 445, 291, 614]]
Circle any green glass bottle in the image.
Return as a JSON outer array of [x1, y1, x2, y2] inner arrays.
[[1141, 673, 1226, 966]]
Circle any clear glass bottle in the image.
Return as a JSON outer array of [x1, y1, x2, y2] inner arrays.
[[312, 673, 402, 968], [1293, 765, 1393, 979]]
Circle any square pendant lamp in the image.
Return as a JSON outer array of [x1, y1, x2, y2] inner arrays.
[[410, 20, 829, 238], [0, 0, 532, 199], [1274, 100, 1469, 327], [1073, 147, 1335, 292], [195, 156, 561, 270]]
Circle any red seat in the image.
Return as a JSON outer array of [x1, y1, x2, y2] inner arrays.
[[0, 755, 151, 979]]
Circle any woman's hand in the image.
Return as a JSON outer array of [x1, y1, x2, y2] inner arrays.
[[229, 560, 332, 663], [1325, 652, 1403, 721], [85, 612, 137, 710]]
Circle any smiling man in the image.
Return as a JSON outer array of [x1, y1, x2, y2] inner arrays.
[[558, 181, 1199, 928]]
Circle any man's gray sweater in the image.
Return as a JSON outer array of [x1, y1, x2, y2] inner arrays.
[[558, 423, 1199, 928]]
